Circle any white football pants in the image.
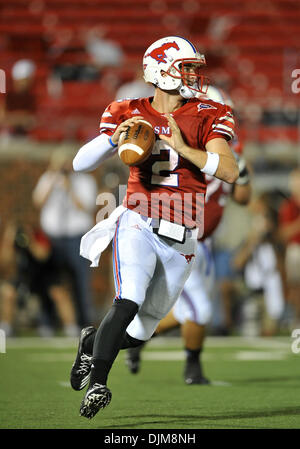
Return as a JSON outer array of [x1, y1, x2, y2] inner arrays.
[[111, 208, 198, 341], [173, 240, 214, 326]]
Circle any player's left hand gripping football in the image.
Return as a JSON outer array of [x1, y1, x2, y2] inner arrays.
[[110, 116, 144, 146], [159, 114, 186, 154]]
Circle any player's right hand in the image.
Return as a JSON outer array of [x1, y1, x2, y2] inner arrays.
[[110, 116, 144, 146], [159, 113, 186, 154]]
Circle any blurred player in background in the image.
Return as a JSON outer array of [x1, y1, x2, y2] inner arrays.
[[278, 168, 300, 327], [126, 86, 252, 385], [69, 36, 239, 419]]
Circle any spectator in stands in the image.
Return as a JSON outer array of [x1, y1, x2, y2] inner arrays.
[[84, 26, 124, 72], [278, 168, 300, 327], [0, 59, 37, 137], [262, 97, 299, 126], [115, 66, 155, 101], [233, 193, 285, 336], [32, 149, 98, 328], [0, 222, 78, 337], [50, 26, 124, 87], [210, 181, 251, 335]]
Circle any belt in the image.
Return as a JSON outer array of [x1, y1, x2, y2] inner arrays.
[[139, 214, 196, 242], [140, 215, 195, 231], [140, 215, 160, 231]]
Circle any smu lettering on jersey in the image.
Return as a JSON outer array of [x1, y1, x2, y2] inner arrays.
[[99, 97, 235, 227]]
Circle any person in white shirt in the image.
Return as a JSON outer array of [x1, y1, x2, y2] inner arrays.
[[33, 149, 98, 327], [115, 67, 155, 101], [233, 194, 285, 335]]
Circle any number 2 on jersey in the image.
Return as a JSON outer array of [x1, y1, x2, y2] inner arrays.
[[151, 140, 179, 187]]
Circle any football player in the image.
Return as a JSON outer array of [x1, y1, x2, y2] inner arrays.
[[70, 36, 239, 419], [125, 87, 252, 384]]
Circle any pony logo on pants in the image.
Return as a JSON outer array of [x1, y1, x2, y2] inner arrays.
[[181, 253, 195, 264]]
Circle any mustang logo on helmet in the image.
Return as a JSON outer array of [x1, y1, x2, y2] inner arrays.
[[143, 36, 208, 98], [145, 41, 180, 64]]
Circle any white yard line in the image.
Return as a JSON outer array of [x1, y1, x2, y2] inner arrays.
[[27, 349, 290, 363], [5, 337, 78, 349], [58, 381, 71, 388], [234, 351, 288, 361], [149, 336, 291, 349]]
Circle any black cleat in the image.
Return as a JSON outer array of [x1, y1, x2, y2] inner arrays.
[[80, 383, 112, 419], [184, 361, 211, 385], [125, 345, 144, 374], [70, 326, 96, 391]]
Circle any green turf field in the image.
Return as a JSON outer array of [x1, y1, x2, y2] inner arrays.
[[0, 336, 299, 429]]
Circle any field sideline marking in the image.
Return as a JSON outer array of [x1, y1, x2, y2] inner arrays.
[[5, 336, 291, 349], [27, 349, 290, 363]]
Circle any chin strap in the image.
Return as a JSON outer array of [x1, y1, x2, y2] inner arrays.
[[178, 83, 197, 99]]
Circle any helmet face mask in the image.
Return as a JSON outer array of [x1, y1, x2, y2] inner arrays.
[[143, 36, 209, 98], [166, 58, 209, 97]]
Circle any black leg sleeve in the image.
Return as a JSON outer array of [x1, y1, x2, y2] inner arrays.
[[90, 298, 138, 385]]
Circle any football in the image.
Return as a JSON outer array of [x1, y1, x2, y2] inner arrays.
[[118, 119, 155, 166]]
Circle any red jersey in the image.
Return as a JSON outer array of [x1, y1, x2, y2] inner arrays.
[[279, 197, 300, 244], [99, 97, 235, 228], [202, 175, 233, 239]]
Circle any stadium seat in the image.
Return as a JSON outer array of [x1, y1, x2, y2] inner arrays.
[[1, 0, 299, 142]]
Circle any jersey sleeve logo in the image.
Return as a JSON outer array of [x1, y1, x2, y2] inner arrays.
[[197, 103, 218, 112]]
